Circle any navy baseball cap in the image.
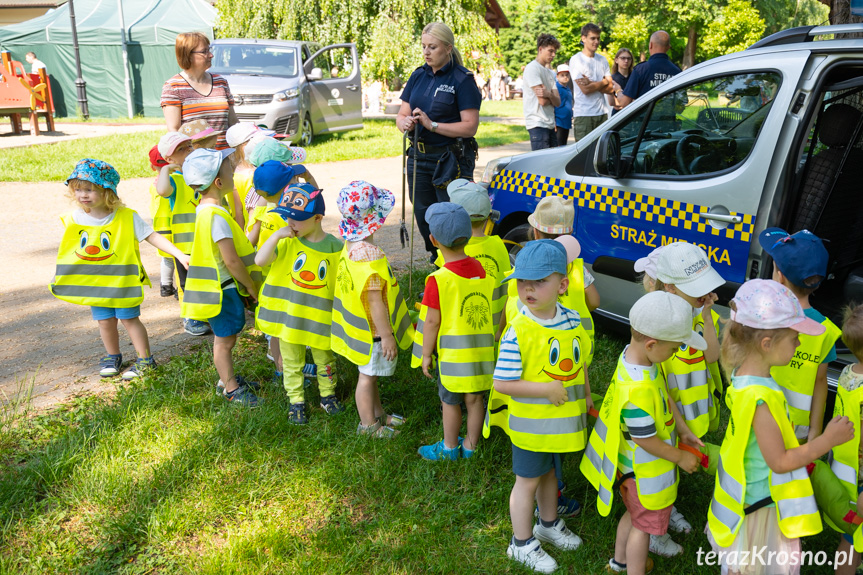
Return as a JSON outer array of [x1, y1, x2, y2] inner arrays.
[[426, 202, 471, 247], [271, 183, 325, 222], [758, 227, 829, 288], [253, 160, 307, 198], [503, 239, 567, 282]]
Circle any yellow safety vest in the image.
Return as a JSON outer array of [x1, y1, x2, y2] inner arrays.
[[330, 248, 415, 365], [169, 172, 200, 255], [505, 259, 594, 365], [232, 169, 253, 226], [411, 267, 496, 393], [255, 236, 340, 350], [51, 207, 150, 307], [660, 311, 715, 439], [707, 382, 822, 547], [828, 384, 863, 533], [771, 316, 841, 440], [705, 309, 724, 432], [434, 235, 511, 327], [254, 206, 287, 282], [580, 355, 678, 515], [483, 311, 589, 453], [148, 183, 173, 257], [180, 205, 260, 321]]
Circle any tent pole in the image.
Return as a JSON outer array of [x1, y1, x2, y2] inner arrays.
[[118, 0, 134, 118], [67, 0, 89, 119]]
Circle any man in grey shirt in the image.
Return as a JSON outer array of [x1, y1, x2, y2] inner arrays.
[[523, 34, 561, 150]]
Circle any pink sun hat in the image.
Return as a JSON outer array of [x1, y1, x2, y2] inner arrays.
[[730, 279, 825, 336]]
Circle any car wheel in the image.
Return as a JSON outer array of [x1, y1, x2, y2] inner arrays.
[[502, 223, 533, 266], [300, 114, 313, 146]]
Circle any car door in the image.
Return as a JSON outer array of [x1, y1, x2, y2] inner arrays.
[[302, 43, 362, 134], [576, 52, 809, 320]]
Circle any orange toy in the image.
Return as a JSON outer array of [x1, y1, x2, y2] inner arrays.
[[0, 51, 55, 136]]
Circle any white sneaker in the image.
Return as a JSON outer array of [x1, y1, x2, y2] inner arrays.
[[507, 538, 558, 573], [649, 532, 683, 557], [533, 518, 583, 551], [668, 506, 692, 533]]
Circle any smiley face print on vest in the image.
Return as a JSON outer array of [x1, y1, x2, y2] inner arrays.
[[542, 336, 583, 382], [290, 251, 328, 290], [75, 230, 115, 261], [675, 317, 706, 366]]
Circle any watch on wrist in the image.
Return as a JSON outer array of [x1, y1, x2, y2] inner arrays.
[[431, 121, 439, 132]]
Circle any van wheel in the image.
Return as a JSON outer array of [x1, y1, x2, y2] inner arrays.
[[300, 114, 313, 146], [502, 223, 533, 266]]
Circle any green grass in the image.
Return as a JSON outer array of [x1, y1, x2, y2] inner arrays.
[[0, 120, 526, 182], [54, 116, 165, 125], [478, 99, 524, 118], [0, 271, 845, 573]]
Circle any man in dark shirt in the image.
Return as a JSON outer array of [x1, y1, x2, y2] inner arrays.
[[617, 31, 681, 107]]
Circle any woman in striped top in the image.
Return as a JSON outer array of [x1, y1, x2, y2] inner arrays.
[[161, 32, 237, 150]]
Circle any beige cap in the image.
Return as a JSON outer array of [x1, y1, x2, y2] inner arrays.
[[528, 195, 574, 234]]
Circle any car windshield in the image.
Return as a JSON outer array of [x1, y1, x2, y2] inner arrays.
[[210, 45, 298, 78]]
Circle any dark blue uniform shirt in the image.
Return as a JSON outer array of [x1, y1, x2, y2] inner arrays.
[[622, 53, 681, 101], [400, 60, 482, 147]]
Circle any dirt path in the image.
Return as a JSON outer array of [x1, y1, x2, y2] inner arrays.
[[0, 140, 531, 409], [0, 122, 164, 149]]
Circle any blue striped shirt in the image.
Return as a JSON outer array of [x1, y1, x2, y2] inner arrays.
[[493, 304, 581, 381]]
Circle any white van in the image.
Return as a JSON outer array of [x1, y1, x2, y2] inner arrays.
[[484, 24, 863, 374]]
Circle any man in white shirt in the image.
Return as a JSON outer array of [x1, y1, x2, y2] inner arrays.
[[523, 33, 561, 151], [569, 23, 616, 142], [25, 52, 46, 74]]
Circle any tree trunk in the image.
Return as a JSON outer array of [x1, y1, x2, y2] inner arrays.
[[831, 0, 863, 37], [682, 26, 697, 70]]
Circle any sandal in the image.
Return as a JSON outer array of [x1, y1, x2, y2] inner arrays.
[[378, 413, 406, 427], [357, 421, 400, 438]]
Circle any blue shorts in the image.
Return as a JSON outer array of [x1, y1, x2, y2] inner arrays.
[[91, 305, 141, 321], [208, 287, 246, 337], [512, 444, 562, 479], [437, 378, 486, 405]]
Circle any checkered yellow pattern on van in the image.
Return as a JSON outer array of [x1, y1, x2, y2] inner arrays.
[[492, 169, 755, 243]]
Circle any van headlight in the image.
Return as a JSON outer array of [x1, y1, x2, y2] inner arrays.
[[482, 156, 511, 184], [274, 89, 299, 101]]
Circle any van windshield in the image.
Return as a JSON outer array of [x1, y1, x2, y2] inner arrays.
[[210, 45, 298, 78]]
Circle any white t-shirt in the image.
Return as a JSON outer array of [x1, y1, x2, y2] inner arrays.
[[522, 59, 556, 130], [30, 59, 46, 74], [569, 51, 612, 117], [72, 209, 153, 242], [197, 204, 234, 287]]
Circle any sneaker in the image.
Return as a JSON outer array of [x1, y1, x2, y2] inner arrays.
[[534, 493, 581, 520], [183, 318, 211, 336], [320, 395, 345, 415], [418, 439, 460, 461], [272, 371, 283, 385], [649, 533, 683, 557], [224, 386, 261, 407], [357, 421, 399, 438], [668, 506, 692, 534], [459, 437, 475, 459], [216, 375, 261, 391], [605, 557, 654, 573], [288, 402, 307, 424], [99, 354, 122, 377], [160, 284, 176, 297], [533, 518, 582, 551], [122, 357, 156, 380], [506, 538, 557, 574]]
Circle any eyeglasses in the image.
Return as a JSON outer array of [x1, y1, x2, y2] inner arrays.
[[618, 56, 633, 61], [191, 50, 212, 55]]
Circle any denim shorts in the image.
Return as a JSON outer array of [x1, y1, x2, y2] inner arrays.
[[208, 287, 246, 337], [527, 127, 556, 151], [437, 379, 486, 405], [90, 305, 141, 321], [512, 444, 562, 478]]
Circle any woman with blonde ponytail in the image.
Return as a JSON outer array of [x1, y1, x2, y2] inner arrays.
[[396, 22, 482, 261]]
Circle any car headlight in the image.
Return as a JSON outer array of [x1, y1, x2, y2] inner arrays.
[[482, 156, 511, 184], [274, 88, 299, 101]]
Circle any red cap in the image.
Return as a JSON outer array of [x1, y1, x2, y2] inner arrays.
[[149, 145, 168, 169]]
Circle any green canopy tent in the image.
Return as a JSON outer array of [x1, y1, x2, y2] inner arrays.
[[0, 0, 215, 117]]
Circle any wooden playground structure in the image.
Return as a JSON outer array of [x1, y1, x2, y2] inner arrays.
[[0, 50, 55, 136]]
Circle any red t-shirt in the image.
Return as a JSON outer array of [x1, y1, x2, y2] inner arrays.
[[421, 256, 486, 310]]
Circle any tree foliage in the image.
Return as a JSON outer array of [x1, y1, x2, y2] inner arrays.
[[699, 0, 766, 60]]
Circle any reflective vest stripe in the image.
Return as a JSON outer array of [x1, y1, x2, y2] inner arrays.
[[168, 173, 198, 254], [51, 285, 143, 300], [182, 290, 221, 305], [677, 398, 710, 423], [186, 266, 219, 281], [172, 213, 196, 224], [710, 497, 741, 535], [55, 264, 140, 276], [260, 284, 333, 312], [439, 360, 496, 378], [638, 468, 677, 496], [439, 333, 495, 349], [718, 457, 743, 502], [257, 307, 330, 337], [831, 459, 857, 487], [241, 253, 256, 267], [783, 387, 811, 412], [331, 320, 372, 357], [333, 297, 370, 331], [391, 290, 411, 341], [777, 495, 819, 519], [173, 232, 195, 245], [510, 414, 587, 436], [411, 318, 425, 363], [668, 370, 708, 391]]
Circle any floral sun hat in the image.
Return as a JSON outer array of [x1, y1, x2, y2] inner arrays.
[[336, 180, 395, 242], [65, 158, 121, 194]]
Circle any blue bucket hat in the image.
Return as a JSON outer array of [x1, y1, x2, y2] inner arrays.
[[271, 183, 325, 222], [253, 160, 307, 198], [758, 227, 829, 288], [65, 158, 120, 194], [426, 202, 471, 247], [503, 239, 567, 282]]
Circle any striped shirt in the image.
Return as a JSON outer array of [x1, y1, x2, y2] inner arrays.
[[617, 348, 658, 474], [493, 304, 581, 381], [161, 73, 235, 149]]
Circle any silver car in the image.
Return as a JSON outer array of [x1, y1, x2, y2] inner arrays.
[[210, 39, 363, 146]]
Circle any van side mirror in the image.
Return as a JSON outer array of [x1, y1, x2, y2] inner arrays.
[[595, 131, 628, 178], [308, 67, 323, 81]]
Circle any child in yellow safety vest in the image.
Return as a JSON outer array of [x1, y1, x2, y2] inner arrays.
[[242, 135, 309, 219], [759, 228, 842, 444], [331, 181, 415, 437], [647, 241, 725, 555], [413, 203, 496, 460], [706, 279, 853, 575], [225, 122, 272, 221], [51, 158, 190, 379], [434, 179, 511, 336], [155, 131, 211, 337], [254, 175, 344, 425], [487, 240, 591, 574], [180, 148, 263, 408], [580, 291, 705, 575], [147, 146, 177, 298]]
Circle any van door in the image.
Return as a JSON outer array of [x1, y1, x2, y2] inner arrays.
[[303, 44, 362, 134], [577, 55, 807, 320]]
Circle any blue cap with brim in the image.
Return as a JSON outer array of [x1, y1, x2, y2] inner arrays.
[[426, 202, 471, 247], [503, 239, 567, 282], [182, 148, 234, 191], [253, 160, 307, 198], [758, 227, 829, 288], [271, 182, 325, 222]]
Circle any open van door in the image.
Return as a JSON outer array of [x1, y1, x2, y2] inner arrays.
[[303, 44, 362, 135]]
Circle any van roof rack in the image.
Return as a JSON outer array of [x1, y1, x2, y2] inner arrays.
[[749, 23, 863, 50]]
